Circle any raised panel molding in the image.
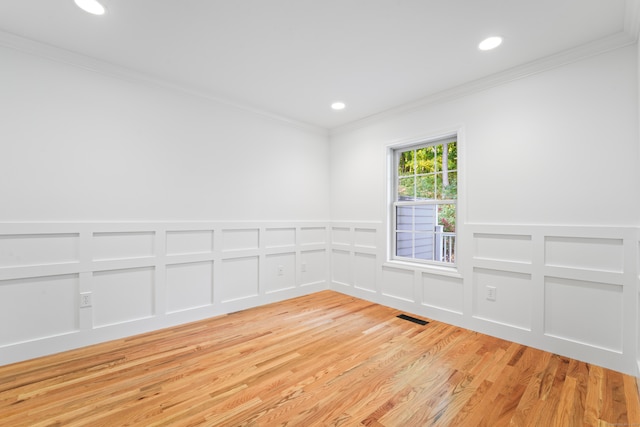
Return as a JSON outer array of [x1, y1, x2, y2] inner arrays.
[[330, 222, 638, 375], [331, 227, 351, 246], [93, 267, 155, 327], [422, 273, 463, 314], [300, 249, 327, 286], [264, 252, 296, 294], [472, 268, 533, 331], [264, 228, 296, 249], [331, 249, 351, 287], [0, 233, 79, 268], [473, 233, 532, 264], [545, 236, 624, 273], [300, 227, 327, 246], [166, 261, 214, 313], [1, 220, 637, 375], [354, 253, 376, 293], [0, 274, 79, 346], [93, 232, 155, 261], [220, 256, 259, 302], [166, 230, 214, 256], [222, 229, 259, 252], [354, 228, 377, 249], [545, 276, 623, 352], [0, 221, 330, 366], [381, 266, 414, 302]]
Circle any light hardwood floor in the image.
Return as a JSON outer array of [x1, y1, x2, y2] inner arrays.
[[1, 290, 639, 426]]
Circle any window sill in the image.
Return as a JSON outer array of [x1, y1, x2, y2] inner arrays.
[[383, 260, 463, 279]]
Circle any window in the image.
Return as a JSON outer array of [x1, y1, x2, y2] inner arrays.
[[391, 136, 457, 265]]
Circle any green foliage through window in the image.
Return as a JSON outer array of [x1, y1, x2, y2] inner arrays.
[[397, 141, 457, 203]]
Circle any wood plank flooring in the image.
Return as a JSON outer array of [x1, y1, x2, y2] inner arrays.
[[0, 290, 638, 426]]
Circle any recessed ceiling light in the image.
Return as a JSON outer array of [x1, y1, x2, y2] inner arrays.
[[331, 102, 346, 110], [74, 0, 106, 15], [478, 36, 502, 51]]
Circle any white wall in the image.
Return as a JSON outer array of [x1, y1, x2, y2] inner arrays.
[[331, 46, 638, 225], [0, 44, 332, 364], [329, 45, 640, 374], [0, 45, 330, 222]]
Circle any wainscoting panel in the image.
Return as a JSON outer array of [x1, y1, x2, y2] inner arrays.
[[300, 249, 327, 287], [545, 236, 624, 273], [354, 228, 377, 249], [0, 233, 79, 267], [0, 274, 79, 346], [166, 261, 214, 313], [354, 252, 376, 293], [422, 273, 463, 314], [331, 249, 351, 287], [93, 232, 155, 261], [220, 256, 259, 302], [222, 228, 260, 252], [331, 227, 351, 246], [264, 228, 296, 249], [381, 266, 414, 302], [330, 221, 639, 375], [2, 220, 636, 375], [545, 276, 623, 352], [473, 233, 532, 264], [0, 221, 330, 366], [300, 227, 327, 246], [93, 267, 155, 327], [472, 268, 533, 330], [166, 230, 214, 256], [264, 252, 296, 294]]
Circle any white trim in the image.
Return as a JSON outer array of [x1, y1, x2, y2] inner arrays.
[[382, 260, 463, 279], [0, 30, 328, 137], [331, 32, 635, 135], [0, 220, 331, 365]]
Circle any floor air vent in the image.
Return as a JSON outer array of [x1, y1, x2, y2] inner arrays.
[[397, 314, 429, 325]]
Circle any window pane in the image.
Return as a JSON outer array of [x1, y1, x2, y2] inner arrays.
[[396, 206, 414, 231], [414, 233, 434, 261], [396, 231, 414, 258], [398, 150, 414, 175], [434, 173, 443, 199], [435, 144, 443, 172], [438, 204, 456, 233], [398, 177, 415, 199], [447, 142, 457, 170], [415, 147, 435, 174], [415, 175, 435, 199], [442, 172, 457, 200], [414, 204, 436, 231]]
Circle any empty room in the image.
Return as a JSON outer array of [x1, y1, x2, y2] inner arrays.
[[1, 0, 640, 425]]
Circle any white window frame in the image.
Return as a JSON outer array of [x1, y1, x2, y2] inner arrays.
[[387, 133, 460, 271]]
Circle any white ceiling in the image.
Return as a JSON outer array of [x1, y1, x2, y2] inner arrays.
[[0, 0, 635, 130]]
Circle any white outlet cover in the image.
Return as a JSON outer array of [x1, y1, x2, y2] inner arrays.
[[80, 292, 92, 308]]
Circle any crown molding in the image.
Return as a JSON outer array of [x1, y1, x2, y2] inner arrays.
[[330, 31, 635, 136], [0, 30, 328, 137], [625, 0, 640, 40]]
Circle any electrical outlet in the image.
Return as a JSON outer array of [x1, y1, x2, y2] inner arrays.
[[486, 286, 497, 302], [301, 262, 307, 272], [80, 292, 92, 308], [277, 265, 284, 276]]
